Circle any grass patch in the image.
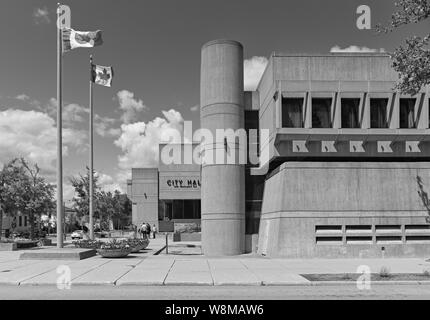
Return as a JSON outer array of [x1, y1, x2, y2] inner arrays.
[[301, 273, 430, 282]]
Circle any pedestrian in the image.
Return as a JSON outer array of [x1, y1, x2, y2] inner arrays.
[[138, 223, 147, 239], [152, 224, 157, 239], [145, 223, 151, 238]]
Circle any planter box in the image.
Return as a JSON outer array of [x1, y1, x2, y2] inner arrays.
[[39, 239, 52, 246], [16, 241, 38, 249], [0, 242, 17, 251], [173, 233, 201, 242]]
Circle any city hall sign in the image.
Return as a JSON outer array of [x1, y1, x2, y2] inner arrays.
[[166, 178, 201, 190]]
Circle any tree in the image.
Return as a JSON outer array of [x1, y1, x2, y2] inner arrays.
[[0, 159, 26, 240], [13, 159, 55, 239], [112, 191, 132, 229], [377, 0, 430, 95], [69, 169, 131, 230], [1, 159, 55, 240], [69, 167, 100, 219]]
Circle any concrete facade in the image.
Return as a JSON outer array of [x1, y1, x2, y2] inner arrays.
[[255, 52, 430, 258], [200, 40, 246, 256]]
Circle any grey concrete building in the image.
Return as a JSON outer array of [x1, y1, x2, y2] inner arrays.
[[129, 39, 430, 258]]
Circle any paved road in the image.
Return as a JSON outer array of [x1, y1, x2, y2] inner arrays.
[[1, 284, 430, 300]]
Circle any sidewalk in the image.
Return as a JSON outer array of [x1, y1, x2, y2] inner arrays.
[[1, 244, 430, 286]]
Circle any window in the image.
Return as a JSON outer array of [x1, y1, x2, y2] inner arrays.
[[376, 236, 402, 244], [370, 98, 388, 128], [346, 236, 373, 244], [312, 98, 332, 128], [341, 98, 360, 128], [399, 98, 416, 128], [173, 200, 184, 220], [346, 225, 372, 233], [18, 216, 22, 227], [315, 225, 342, 234], [24, 216, 28, 227], [160, 200, 201, 220], [316, 236, 342, 245], [282, 98, 304, 128]]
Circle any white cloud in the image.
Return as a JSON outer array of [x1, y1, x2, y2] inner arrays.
[[45, 98, 89, 125], [97, 172, 123, 193], [94, 115, 121, 137], [0, 109, 87, 178], [330, 45, 386, 53], [114, 110, 184, 182], [244, 56, 268, 91], [117, 90, 148, 124], [15, 94, 30, 101], [33, 7, 51, 24]]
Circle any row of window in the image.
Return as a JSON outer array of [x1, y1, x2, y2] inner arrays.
[[282, 96, 423, 129], [315, 224, 430, 245]]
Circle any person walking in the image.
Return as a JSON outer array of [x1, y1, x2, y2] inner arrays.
[[138, 223, 147, 239], [152, 224, 157, 239]]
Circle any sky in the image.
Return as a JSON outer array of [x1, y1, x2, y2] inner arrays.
[[0, 0, 428, 203]]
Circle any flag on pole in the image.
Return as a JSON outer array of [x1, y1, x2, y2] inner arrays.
[[91, 64, 114, 87], [62, 28, 103, 52]]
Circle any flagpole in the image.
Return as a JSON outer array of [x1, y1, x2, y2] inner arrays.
[[56, 3, 64, 248], [89, 54, 94, 240]]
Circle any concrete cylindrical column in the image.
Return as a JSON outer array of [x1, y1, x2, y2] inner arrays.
[[200, 39, 245, 256]]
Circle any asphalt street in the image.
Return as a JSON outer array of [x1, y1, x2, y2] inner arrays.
[[1, 284, 430, 300]]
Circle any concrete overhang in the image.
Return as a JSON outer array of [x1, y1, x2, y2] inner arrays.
[[274, 128, 430, 144]]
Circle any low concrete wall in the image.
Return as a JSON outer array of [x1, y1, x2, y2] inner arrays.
[[0, 242, 17, 251], [258, 162, 430, 258]]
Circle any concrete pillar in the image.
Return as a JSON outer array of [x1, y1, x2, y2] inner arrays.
[[200, 40, 245, 256]]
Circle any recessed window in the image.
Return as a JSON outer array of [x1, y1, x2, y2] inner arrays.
[[346, 236, 373, 244], [315, 225, 342, 234], [312, 98, 332, 128], [399, 98, 416, 128], [282, 98, 304, 128], [376, 236, 402, 244], [316, 236, 342, 245], [346, 225, 372, 233], [370, 98, 388, 128], [341, 98, 360, 128]]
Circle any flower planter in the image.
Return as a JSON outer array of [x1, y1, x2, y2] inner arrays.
[[74, 240, 103, 250], [128, 239, 150, 253], [97, 248, 131, 258]]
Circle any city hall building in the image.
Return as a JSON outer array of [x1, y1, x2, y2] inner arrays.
[[128, 39, 430, 258]]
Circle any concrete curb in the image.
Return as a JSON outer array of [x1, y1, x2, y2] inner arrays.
[[9, 280, 430, 287]]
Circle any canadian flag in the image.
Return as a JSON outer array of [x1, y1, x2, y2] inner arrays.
[[91, 64, 114, 87], [62, 28, 103, 53]]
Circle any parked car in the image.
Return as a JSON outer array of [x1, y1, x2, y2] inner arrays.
[[71, 230, 84, 240], [95, 231, 109, 238]]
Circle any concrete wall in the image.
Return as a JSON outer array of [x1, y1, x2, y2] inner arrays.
[[258, 162, 430, 258], [131, 168, 159, 228]]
